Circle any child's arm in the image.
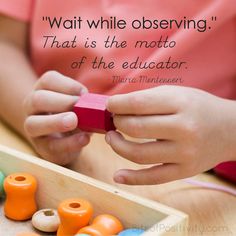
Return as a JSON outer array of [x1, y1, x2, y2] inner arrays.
[[106, 86, 236, 185], [0, 15, 36, 135], [0, 15, 90, 165]]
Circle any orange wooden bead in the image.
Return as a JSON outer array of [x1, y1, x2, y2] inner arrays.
[[57, 198, 93, 236], [4, 173, 37, 220], [78, 214, 124, 236]]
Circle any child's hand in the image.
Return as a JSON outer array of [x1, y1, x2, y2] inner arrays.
[[23, 71, 90, 165], [106, 86, 236, 185]]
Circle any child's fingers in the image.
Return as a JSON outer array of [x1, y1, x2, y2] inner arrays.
[[25, 90, 78, 115], [105, 131, 176, 164], [34, 132, 90, 165], [113, 164, 180, 185], [107, 86, 180, 115], [113, 114, 180, 139], [35, 71, 88, 95], [24, 112, 78, 137]]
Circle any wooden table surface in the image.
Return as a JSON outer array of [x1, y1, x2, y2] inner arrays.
[[0, 120, 235, 236]]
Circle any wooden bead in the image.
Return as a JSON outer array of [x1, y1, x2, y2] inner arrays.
[[32, 209, 60, 232], [57, 198, 93, 236], [4, 172, 37, 220], [0, 170, 5, 197], [78, 214, 123, 235], [118, 228, 145, 235]]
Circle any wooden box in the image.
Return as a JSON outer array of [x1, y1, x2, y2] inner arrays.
[[0, 144, 188, 235]]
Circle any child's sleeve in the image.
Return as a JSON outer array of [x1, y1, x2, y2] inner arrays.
[[0, 0, 33, 22]]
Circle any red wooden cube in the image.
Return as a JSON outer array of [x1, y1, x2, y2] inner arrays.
[[73, 93, 116, 133]]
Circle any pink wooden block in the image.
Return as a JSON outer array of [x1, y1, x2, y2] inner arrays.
[[214, 162, 236, 183], [73, 93, 116, 133]]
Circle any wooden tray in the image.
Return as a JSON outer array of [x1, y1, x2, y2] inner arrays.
[[0, 144, 188, 236]]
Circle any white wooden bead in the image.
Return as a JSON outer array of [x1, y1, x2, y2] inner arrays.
[[32, 209, 60, 232]]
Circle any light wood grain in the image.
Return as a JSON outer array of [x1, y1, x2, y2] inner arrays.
[[0, 120, 235, 236]]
